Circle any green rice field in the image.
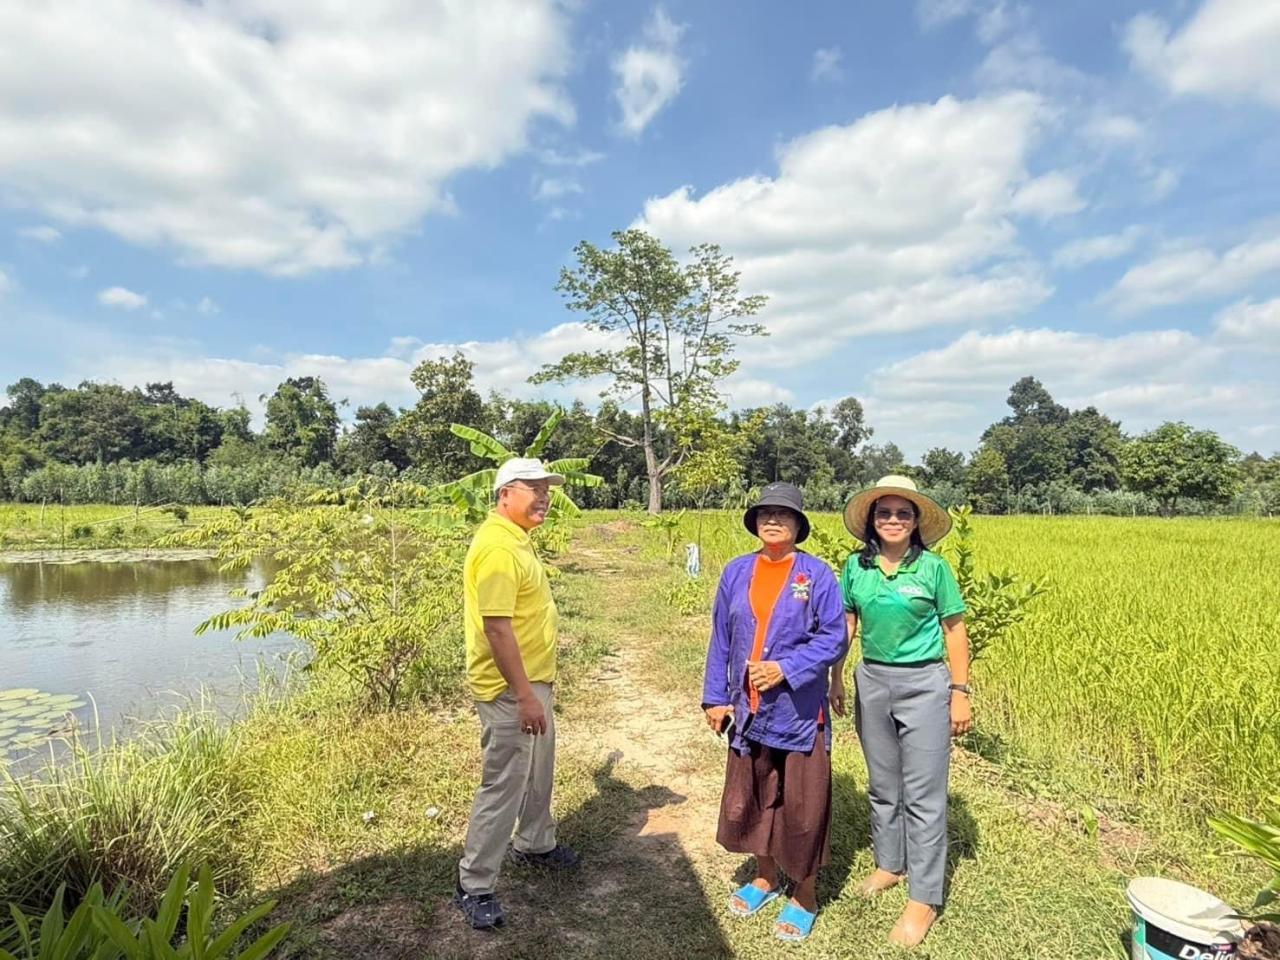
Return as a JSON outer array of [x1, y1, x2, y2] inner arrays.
[[627, 510, 1280, 826]]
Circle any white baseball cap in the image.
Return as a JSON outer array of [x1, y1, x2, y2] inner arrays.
[[493, 457, 566, 492]]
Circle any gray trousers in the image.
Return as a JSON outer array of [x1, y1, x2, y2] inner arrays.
[[458, 681, 557, 894], [855, 660, 951, 906]]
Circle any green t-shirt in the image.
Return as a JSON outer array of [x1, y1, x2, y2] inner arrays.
[[840, 550, 966, 664]]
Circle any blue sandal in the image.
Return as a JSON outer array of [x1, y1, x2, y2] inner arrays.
[[728, 882, 780, 917], [775, 901, 817, 941]]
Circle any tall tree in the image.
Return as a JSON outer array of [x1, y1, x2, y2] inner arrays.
[[393, 352, 486, 483], [1062, 406, 1125, 492], [855, 442, 907, 486], [831, 397, 872, 452], [262, 376, 340, 467], [37, 382, 143, 464], [1003, 375, 1068, 427], [1122, 421, 1241, 516], [966, 447, 1010, 513], [339, 403, 409, 473], [920, 447, 967, 487], [531, 230, 767, 512], [136, 382, 223, 462], [3, 378, 46, 437]]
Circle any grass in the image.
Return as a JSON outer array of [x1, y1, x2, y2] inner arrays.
[[0, 503, 236, 550]]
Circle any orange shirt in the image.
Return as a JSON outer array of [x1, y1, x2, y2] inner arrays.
[[747, 553, 795, 713]]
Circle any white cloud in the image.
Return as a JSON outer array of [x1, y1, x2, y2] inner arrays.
[[0, 268, 11, 297], [1106, 234, 1280, 313], [915, 0, 978, 29], [1081, 113, 1144, 146], [80, 322, 625, 421], [976, 32, 1090, 92], [1052, 226, 1144, 269], [97, 286, 147, 310], [636, 93, 1062, 357], [1213, 297, 1280, 347], [612, 6, 686, 137], [1125, 0, 1280, 107], [857, 325, 1280, 456], [537, 147, 606, 167], [810, 47, 844, 83], [1009, 171, 1085, 220], [18, 225, 62, 243], [533, 176, 583, 202], [196, 297, 219, 317], [0, 1, 573, 275]]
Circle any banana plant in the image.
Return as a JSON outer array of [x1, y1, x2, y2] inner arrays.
[[1210, 798, 1280, 923], [436, 408, 602, 521]]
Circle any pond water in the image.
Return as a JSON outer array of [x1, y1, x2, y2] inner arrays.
[[0, 558, 297, 762]]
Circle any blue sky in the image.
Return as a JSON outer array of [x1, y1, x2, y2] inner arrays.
[[1, 0, 1278, 459]]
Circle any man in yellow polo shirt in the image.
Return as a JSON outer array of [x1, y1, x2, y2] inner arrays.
[[454, 457, 579, 930]]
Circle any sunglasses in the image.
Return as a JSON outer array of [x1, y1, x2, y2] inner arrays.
[[874, 508, 916, 523]]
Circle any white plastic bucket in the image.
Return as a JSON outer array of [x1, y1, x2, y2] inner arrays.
[[1127, 877, 1243, 960]]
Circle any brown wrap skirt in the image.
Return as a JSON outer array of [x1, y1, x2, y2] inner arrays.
[[715, 730, 831, 880]]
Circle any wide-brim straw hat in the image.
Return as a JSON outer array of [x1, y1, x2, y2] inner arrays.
[[843, 474, 952, 546], [744, 481, 811, 544]]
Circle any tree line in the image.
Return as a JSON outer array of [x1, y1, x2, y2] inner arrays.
[[1, 229, 1276, 517], [1, 363, 1275, 516]]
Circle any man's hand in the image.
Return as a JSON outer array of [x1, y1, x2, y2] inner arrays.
[[518, 692, 547, 735], [747, 660, 785, 693], [704, 704, 732, 734], [829, 674, 847, 717]]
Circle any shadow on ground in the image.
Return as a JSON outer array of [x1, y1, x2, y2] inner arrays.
[[265, 753, 734, 960], [725, 770, 981, 913]]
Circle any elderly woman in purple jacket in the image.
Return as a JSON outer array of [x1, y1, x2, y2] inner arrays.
[[702, 482, 847, 942]]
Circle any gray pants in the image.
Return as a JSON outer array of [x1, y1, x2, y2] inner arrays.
[[855, 660, 951, 906], [458, 682, 557, 894]]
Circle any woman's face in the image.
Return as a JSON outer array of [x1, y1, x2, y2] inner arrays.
[[756, 506, 799, 550], [872, 494, 917, 548]]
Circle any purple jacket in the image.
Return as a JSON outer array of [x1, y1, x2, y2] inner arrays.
[[701, 550, 848, 754]]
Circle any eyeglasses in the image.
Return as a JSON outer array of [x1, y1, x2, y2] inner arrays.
[[509, 481, 551, 496], [874, 508, 916, 523], [756, 507, 795, 523]]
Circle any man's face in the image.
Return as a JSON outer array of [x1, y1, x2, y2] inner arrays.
[[499, 478, 552, 529]]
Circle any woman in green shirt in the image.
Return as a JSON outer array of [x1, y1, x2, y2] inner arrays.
[[829, 475, 972, 949]]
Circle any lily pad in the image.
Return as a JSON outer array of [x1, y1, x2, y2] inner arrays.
[[0, 689, 41, 700], [0, 701, 28, 713], [10, 705, 48, 719], [9, 732, 45, 748], [42, 694, 81, 705]]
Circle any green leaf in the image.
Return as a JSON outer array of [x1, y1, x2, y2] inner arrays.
[[92, 908, 144, 960], [524, 408, 564, 458], [153, 862, 190, 942], [230, 923, 291, 960], [448, 424, 511, 463], [203, 901, 277, 959]]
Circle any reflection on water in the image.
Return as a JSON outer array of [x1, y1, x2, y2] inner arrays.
[[0, 557, 298, 751]]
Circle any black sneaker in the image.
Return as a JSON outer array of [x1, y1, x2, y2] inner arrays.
[[507, 843, 580, 870], [453, 884, 505, 930]]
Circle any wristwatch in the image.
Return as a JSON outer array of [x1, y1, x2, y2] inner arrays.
[[948, 683, 972, 695]]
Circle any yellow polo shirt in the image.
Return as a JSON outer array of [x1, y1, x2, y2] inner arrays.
[[463, 512, 558, 701]]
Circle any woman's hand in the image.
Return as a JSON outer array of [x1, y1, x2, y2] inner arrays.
[[705, 704, 732, 734], [747, 660, 785, 693], [829, 673, 847, 717], [950, 691, 973, 737]]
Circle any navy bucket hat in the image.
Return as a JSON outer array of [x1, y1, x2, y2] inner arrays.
[[743, 481, 811, 544]]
